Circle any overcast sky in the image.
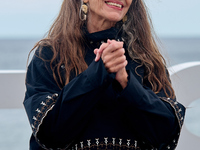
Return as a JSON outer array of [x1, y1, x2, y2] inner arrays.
[[0, 0, 200, 38]]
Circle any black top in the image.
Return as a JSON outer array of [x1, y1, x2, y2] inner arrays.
[[24, 27, 185, 150]]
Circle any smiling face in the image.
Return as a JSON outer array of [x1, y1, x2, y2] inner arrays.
[[84, 0, 133, 32]]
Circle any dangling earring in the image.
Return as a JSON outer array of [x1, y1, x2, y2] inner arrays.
[[122, 15, 127, 23], [79, 1, 88, 21]]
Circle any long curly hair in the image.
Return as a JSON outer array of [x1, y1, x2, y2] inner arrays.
[[29, 0, 175, 98]]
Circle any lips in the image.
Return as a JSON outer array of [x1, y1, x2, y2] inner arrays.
[[105, 1, 124, 9]]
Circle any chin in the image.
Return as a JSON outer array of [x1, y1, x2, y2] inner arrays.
[[106, 15, 122, 22]]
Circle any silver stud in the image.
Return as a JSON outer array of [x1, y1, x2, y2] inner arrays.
[[31, 124, 35, 129], [41, 101, 46, 106], [75, 144, 78, 150], [135, 140, 137, 148], [174, 102, 178, 105], [61, 65, 65, 69], [127, 139, 131, 147], [112, 138, 116, 145], [95, 138, 99, 146], [80, 141, 83, 149], [87, 139, 91, 147], [104, 137, 108, 145], [46, 95, 51, 99], [33, 116, 37, 121], [178, 108, 182, 112], [167, 145, 170, 149], [36, 108, 41, 113], [119, 138, 122, 146]]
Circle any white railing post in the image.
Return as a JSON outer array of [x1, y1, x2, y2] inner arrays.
[[169, 62, 200, 150], [0, 70, 26, 108]]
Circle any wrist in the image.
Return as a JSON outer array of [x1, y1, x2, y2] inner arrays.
[[116, 69, 128, 89]]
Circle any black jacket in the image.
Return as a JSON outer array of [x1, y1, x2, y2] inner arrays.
[[24, 27, 185, 150]]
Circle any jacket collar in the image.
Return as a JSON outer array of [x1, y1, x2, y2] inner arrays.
[[83, 26, 122, 43]]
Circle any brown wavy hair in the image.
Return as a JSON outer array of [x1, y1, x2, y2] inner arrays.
[[29, 0, 175, 98], [123, 0, 175, 98]]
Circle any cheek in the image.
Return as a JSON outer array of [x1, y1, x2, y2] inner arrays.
[[125, 0, 133, 13], [89, 1, 103, 13], [127, 0, 133, 8]]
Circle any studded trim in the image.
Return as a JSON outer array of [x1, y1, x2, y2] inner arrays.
[[30, 96, 184, 150], [159, 97, 185, 129], [159, 97, 186, 150], [31, 93, 58, 136], [31, 93, 76, 150], [30, 93, 66, 150], [72, 138, 157, 150]]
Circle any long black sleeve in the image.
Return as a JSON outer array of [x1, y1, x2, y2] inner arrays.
[[118, 70, 185, 149], [24, 51, 115, 149]]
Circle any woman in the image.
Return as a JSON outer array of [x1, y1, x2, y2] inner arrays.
[[24, 0, 185, 149]]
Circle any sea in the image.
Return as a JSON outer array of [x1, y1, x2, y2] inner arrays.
[[0, 38, 200, 149]]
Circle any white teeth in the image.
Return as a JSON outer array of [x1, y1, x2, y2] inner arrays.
[[106, 2, 122, 8]]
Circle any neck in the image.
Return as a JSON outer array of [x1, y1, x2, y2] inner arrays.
[[87, 13, 116, 33]]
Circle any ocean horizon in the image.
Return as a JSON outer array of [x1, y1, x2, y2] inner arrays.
[[0, 37, 200, 70], [0, 37, 200, 149]]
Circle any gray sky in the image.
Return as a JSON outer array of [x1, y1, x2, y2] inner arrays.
[[0, 0, 199, 38]]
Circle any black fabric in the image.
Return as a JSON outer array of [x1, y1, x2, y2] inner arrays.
[[24, 27, 185, 150]]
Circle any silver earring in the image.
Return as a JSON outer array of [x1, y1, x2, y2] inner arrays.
[[79, 2, 88, 21]]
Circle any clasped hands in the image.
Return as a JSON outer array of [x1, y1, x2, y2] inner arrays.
[[94, 39, 128, 89]]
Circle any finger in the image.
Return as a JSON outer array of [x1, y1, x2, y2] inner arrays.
[[110, 40, 124, 50], [103, 48, 125, 64], [94, 48, 101, 62], [95, 43, 109, 61], [114, 60, 128, 72], [98, 42, 110, 53], [107, 61, 127, 73], [94, 48, 98, 55], [112, 48, 125, 57], [103, 41, 124, 54], [108, 39, 124, 46], [107, 39, 112, 44], [95, 51, 100, 62], [98, 42, 110, 61], [104, 55, 126, 69]]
